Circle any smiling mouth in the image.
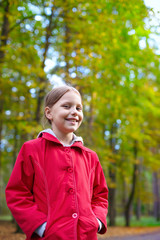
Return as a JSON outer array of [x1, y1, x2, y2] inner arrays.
[[66, 119, 78, 122]]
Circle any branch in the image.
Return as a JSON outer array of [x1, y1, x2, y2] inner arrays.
[[8, 13, 47, 33]]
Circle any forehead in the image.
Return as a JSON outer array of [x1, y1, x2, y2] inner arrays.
[[59, 90, 82, 103]]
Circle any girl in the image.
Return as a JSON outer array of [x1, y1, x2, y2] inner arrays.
[[5, 86, 108, 240]]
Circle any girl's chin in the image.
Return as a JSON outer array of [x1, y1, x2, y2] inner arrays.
[[64, 126, 79, 133], [66, 127, 78, 132], [65, 123, 79, 130]]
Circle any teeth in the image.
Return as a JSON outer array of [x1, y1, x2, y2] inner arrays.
[[67, 119, 77, 122]]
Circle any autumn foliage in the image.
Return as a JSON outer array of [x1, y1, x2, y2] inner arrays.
[[0, 0, 160, 227]]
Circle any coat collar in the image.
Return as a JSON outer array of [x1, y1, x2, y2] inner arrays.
[[37, 129, 84, 148]]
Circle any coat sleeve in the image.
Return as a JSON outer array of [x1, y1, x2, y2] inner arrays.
[[5, 143, 47, 239], [91, 154, 108, 234]]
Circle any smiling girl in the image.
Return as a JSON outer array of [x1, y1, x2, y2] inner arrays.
[[5, 86, 108, 240]]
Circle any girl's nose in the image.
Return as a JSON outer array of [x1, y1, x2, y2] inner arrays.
[[71, 107, 78, 115]]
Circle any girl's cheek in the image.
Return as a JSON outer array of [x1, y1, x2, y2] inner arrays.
[[81, 113, 84, 120]]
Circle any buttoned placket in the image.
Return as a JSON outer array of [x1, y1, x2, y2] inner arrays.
[[64, 147, 79, 225]]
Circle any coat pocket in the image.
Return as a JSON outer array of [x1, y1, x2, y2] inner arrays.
[[79, 214, 99, 233]]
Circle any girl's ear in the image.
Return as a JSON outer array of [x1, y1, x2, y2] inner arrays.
[[45, 107, 53, 120]]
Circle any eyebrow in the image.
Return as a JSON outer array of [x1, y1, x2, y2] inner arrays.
[[61, 101, 83, 107], [61, 101, 82, 105]]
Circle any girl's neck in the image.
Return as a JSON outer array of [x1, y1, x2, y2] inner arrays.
[[52, 128, 74, 145]]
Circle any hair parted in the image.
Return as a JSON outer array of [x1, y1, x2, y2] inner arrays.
[[43, 85, 81, 126]]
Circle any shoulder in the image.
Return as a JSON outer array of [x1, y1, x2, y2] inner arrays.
[[21, 138, 44, 152], [73, 142, 98, 158], [23, 138, 42, 146], [80, 145, 99, 159]]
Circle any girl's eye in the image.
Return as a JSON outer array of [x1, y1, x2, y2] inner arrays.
[[63, 105, 70, 108], [77, 107, 82, 111]]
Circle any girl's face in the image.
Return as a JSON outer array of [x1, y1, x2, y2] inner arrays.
[[45, 90, 83, 137]]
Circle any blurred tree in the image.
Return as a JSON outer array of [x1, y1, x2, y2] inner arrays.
[[0, 0, 160, 230]]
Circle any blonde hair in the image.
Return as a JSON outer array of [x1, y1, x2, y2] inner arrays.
[[44, 86, 81, 125]]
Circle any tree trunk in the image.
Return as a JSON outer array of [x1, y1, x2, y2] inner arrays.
[[0, 0, 10, 215], [152, 171, 160, 221], [0, 0, 10, 157], [0, 0, 9, 61], [136, 158, 142, 220], [125, 140, 138, 226], [108, 124, 117, 226], [108, 168, 116, 226]]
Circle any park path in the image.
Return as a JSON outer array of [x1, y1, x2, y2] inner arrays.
[[99, 229, 160, 240]]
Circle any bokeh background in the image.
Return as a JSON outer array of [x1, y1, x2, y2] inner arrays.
[[0, 0, 160, 232]]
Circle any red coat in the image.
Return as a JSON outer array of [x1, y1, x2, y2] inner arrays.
[[5, 132, 108, 240]]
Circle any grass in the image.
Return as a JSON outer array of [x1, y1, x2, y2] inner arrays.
[[0, 215, 12, 221], [115, 216, 160, 227]]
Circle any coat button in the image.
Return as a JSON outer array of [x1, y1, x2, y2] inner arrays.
[[69, 188, 74, 194], [68, 167, 73, 173], [65, 148, 70, 152], [72, 213, 78, 218]]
